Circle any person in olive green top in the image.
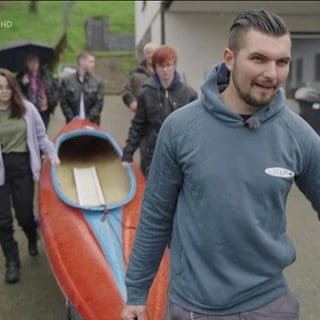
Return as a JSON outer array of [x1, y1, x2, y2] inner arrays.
[[0, 68, 60, 284]]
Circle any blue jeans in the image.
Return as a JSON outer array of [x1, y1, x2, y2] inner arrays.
[[165, 291, 299, 319]]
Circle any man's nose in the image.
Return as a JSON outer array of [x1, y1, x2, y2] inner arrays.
[[263, 61, 277, 79]]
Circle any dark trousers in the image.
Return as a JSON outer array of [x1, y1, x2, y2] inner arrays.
[[40, 109, 50, 131], [0, 153, 37, 266]]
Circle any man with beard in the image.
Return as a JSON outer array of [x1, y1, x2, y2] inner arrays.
[[121, 10, 320, 320]]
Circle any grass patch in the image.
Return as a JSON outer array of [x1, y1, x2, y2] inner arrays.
[[0, 1, 135, 68], [0, 2, 64, 46], [93, 51, 138, 74]]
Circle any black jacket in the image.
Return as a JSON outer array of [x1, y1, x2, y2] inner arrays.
[[16, 67, 59, 113], [121, 60, 151, 107], [122, 72, 198, 177], [59, 71, 104, 125]]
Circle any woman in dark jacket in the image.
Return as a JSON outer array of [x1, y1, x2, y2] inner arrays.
[[122, 45, 198, 177]]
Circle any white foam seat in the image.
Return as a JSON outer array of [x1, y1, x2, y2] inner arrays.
[[73, 166, 106, 206]]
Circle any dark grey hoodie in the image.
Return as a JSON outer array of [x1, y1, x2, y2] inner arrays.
[[125, 62, 320, 314]]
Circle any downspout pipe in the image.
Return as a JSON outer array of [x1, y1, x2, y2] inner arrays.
[[161, 1, 173, 44]]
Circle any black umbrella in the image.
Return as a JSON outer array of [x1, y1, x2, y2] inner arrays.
[[0, 40, 55, 73]]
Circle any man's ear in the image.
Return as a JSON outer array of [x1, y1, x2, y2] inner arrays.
[[223, 48, 234, 71]]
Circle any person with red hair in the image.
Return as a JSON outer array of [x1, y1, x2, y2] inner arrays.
[[121, 42, 160, 175], [122, 45, 198, 177]]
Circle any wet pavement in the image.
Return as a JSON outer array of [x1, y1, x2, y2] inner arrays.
[[1, 96, 320, 319]]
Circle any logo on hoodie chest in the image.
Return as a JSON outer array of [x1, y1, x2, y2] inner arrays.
[[265, 167, 294, 178]]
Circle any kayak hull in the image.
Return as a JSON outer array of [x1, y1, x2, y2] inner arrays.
[[38, 119, 169, 319]]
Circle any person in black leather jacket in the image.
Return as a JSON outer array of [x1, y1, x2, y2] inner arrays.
[[59, 50, 104, 125], [122, 45, 198, 177]]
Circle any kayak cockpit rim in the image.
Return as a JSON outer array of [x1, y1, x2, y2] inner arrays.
[[51, 128, 136, 211]]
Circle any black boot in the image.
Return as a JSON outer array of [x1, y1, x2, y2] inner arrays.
[[24, 226, 39, 257], [0, 232, 20, 283], [5, 261, 20, 283], [28, 239, 38, 257]]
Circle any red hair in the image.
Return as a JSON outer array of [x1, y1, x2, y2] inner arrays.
[[152, 45, 177, 69]]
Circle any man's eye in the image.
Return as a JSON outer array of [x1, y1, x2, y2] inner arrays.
[[278, 59, 290, 66], [252, 56, 264, 62]]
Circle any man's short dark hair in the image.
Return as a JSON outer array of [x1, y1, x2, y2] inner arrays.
[[228, 10, 290, 54]]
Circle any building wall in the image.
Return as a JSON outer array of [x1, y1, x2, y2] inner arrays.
[[291, 38, 320, 91], [165, 12, 233, 92], [164, 13, 320, 94], [135, 2, 320, 94], [135, 1, 162, 46]]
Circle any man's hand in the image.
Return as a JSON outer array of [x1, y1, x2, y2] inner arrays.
[[51, 157, 61, 167], [129, 101, 138, 112], [121, 161, 131, 170], [21, 74, 29, 85], [120, 305, 148, 320]]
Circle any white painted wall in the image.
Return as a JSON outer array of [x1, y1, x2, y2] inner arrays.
[[150, 15, 162, 45], [285, 15, 320, 33], [164, 12, 234, 93], [134, 1, 162, 45], [165, 13, 320, 95], [135, 2, 320, 95], [291, 39, 320, 91]]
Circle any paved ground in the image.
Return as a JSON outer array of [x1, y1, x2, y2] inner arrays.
[[1, 96, 320, 319]]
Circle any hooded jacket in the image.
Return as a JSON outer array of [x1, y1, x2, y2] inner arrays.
[[125, 63, 320, 314], [121, 60, 152, 107], [122, 71, 198, 177]]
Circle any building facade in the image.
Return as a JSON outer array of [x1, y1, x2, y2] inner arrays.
[[135, 1, 320, 95]]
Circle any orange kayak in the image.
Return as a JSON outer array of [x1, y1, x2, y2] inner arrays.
[[38, 118, 169, 319]]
